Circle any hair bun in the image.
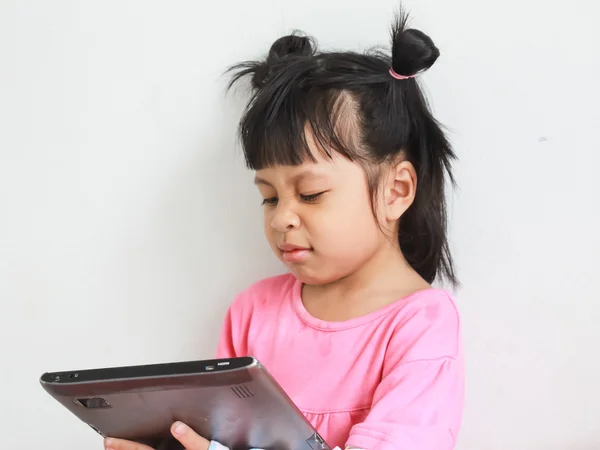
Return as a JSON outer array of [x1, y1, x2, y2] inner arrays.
[[251, 33, 315, 88], [268, 33, 314, 59], [390, 13, 440, 78]]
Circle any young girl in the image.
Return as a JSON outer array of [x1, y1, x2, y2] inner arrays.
[[105, 8, 464, 450]]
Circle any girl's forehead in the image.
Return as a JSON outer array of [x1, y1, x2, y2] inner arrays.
[[254, 155, 360, 186], [255, 164, 332, 185]]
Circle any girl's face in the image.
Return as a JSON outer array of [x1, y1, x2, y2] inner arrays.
[[254, 146, 390, 285]]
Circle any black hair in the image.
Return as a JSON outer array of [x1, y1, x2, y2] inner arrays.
[[227, 7, 458, 286]]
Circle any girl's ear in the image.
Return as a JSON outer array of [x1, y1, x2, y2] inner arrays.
[[383, 158, 417, 222]]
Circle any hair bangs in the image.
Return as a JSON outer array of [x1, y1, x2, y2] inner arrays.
[[236, 68, 363, 170]]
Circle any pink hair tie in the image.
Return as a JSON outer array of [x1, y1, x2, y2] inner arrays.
[[389, 68, 416, 80]]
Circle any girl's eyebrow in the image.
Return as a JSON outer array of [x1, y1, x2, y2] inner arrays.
[[253, 176, 272, 187]]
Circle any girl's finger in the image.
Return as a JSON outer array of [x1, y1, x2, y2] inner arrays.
[[170, 421, 211, 450], [104, 437, 154, 450]]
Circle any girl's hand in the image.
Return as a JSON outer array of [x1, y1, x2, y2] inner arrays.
[[104, 421, 211, 450]]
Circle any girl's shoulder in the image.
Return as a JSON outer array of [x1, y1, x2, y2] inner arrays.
[[228, 272, 297, 312], [239, 272, 296, 298], [384, 288, 462, 362]]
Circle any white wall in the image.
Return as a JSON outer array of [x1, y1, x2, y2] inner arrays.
[[1, 1, 599, 449]]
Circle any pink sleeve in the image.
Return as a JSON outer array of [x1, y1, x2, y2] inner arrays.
[[215, 292, 250, 359], [346, 297, 464, 450], [215, 307, 237, 358]]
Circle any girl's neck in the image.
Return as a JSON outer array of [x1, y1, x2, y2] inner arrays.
[[301, 242, 430, 322]]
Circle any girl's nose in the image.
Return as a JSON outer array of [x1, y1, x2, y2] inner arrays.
[[270, 203, 301, 232]]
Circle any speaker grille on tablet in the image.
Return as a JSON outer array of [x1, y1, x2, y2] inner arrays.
[[231, 385, 254, 399]]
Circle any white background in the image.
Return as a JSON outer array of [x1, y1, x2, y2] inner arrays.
[[1, 0, 599, 449]]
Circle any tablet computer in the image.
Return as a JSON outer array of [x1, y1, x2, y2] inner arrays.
[[40, 356, 330, 450]]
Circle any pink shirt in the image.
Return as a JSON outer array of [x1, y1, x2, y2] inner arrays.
[[216, 274, 464, 450]]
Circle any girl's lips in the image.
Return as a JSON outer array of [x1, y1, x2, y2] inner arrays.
[[281, 248, 312, 263], [278, 244, 312, 263]]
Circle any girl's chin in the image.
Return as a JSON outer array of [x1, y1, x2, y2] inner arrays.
[[287, 266, 340, 286]]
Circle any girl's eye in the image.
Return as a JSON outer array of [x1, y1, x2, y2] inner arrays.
[[300, 192, 324, 203], [261, 197, 278, 206], [261, 192, 324, 206]]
